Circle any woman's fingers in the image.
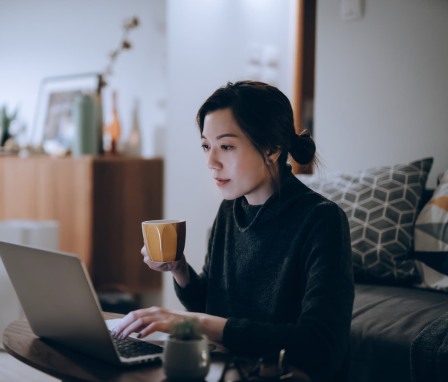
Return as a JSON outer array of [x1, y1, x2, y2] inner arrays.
[[112, 308, 152, 337], [137, 320, 171, 338], [143, 258, 180, 272], [141, 245, 173, 271], [116, 316, 152, 339], [149, 262, 177, 271], [141, 246, 151, 264], [112, 309, 143, 337], [112, 307, 178, 339]]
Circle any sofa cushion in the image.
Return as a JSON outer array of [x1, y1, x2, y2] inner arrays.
[[414, 169, 448, 291], [350, 284, 448, 382], [297, 158, 433, 283]]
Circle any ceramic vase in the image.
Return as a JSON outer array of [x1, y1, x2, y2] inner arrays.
[[163, 334, 210, 381]]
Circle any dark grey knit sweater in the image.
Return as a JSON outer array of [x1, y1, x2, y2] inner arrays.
[[175, 172, 354, 382]]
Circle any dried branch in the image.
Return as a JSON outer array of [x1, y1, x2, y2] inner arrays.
[[101, 16, 140, 88]]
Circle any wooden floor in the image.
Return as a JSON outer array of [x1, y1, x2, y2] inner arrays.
[[0, 350, 58, 382]]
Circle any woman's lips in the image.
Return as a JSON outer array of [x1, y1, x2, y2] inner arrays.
[[215, 178, 230, 187]]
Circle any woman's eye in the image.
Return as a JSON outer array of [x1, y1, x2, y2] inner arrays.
[[221, 145, 233, 151], [201, 144, 209, 151]]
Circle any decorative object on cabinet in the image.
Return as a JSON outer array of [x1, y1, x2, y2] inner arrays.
[[0, 156, 163, 293], [32, 72, 103, 156], [123, 99, 142, 157], [104, 90, 122, 154], [72, 94, 99, 157], [0, 104, 18, 148], [100, 16, 140, 155], [101, 16, 140, 88]]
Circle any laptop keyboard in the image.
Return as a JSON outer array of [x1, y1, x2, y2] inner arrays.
[[112, 335, 164, 358]]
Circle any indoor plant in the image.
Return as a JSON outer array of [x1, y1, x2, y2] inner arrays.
[[163, 319, 210, 381], [0, 105, 18, 147]]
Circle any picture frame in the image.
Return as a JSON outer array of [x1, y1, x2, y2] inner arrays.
[[31, 73, 102, 152]]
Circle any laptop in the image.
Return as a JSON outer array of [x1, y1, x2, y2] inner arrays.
[[0, 240, 164, 366]]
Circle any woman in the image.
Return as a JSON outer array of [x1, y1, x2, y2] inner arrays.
[[113, 81, 354, 381]]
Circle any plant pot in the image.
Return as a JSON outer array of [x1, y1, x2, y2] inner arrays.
[[163, 334, 210, 381]]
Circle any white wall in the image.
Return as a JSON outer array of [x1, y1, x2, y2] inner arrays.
[[314, 0, 448, 188], [0, 0, 166, 156], [164, 0, 297, 309]]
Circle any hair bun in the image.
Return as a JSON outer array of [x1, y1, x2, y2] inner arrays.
[[290, 130, 316, 165]]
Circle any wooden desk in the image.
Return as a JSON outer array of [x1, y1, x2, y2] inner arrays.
[[2, 314, 227, 382], [0, 156, 163, 293], [3, 315, 310, 382]]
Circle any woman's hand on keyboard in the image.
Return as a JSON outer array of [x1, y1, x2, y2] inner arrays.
[[111, 306, 227, 343]]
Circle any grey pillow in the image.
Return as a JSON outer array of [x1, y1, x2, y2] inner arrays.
[[298, 158, 433, 283]]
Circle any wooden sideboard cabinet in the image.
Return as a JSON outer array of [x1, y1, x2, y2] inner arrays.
[[0, 155, 163, 293]]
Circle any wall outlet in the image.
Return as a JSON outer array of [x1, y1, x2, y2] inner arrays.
[[340, 0, 363, 22]]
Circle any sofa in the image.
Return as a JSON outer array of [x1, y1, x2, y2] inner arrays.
[[298, 157, 448, 382]]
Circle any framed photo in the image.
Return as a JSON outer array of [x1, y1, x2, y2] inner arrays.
[[31, 73, 102, 153]]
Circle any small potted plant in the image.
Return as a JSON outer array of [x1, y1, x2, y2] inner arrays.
[[0, 105, 18, 148], [163, 318, 210, 381]]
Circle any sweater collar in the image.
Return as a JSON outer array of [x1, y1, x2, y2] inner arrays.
[[233, 171, 300, 231]]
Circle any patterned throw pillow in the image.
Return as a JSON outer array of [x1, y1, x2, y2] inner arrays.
[[297, 158, 433, 283], [414, 170, 448, 291]]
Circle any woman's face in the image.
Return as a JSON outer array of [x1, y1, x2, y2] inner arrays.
[[201, 108, 274, 205]]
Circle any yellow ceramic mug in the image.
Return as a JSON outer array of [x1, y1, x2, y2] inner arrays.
[[142, 220, 186, 262]]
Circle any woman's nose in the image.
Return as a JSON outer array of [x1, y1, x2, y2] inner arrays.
[[207, 148, 221, 170]]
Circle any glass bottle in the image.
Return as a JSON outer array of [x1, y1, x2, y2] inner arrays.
[[108, 90, 121, 154]]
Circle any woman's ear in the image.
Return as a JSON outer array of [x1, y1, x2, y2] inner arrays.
[[265, 149, 281, 165]]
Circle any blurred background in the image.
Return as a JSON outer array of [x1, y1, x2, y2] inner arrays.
[[0, 0, 447, 311]]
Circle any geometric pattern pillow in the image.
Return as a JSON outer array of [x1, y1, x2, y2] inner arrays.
[[297, 158, 433, 283], [414, 170, 448, 291]]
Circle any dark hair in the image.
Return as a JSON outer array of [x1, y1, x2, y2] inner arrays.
[[196, 80, 316, 178]]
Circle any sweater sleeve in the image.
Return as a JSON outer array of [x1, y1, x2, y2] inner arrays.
[[222, 203, 354, 382], [173, 219, 217, 312], [173, 264, 207, 312]]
